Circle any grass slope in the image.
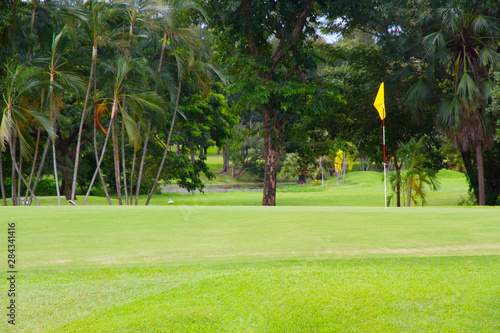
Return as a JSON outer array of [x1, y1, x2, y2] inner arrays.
[[1, 206, 499, 332], [30, 169, 470, 207]]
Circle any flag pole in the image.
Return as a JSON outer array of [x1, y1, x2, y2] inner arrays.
[[383, 114, 387, 209], [374, 82, 387, 209]]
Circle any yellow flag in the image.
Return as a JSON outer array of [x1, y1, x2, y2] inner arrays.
[[334, 149, 343, 172], [374, 83, 385, 120]]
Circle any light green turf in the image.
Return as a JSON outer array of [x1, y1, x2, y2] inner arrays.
[[0, 206, 499, 332], [28, 169, 470, 207]]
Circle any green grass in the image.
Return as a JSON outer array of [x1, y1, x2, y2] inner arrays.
[[2, 156, 497, 331], [1, 206, 499, 332], [28, 169, 470, 207]]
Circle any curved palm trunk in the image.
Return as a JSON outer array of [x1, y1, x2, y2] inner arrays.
[[49, 85, 62, 205], [129, 122, 140, 205], [139, 24, 172, 205], [52, 142, 61, 205], [476, 143, 485, 206], [84, 116, 114, 205], [135, 120, 151, 205], [10, 134, 40, 205], [11, 136, 17, 206], [112, 118, 122, 205], [17, 151, 22, 204], [93, 120, 112, 205], [0, 149, 6, 206], [121, 114, 128, 205], [29, 137, 51, 205], [145, 82, 182, 205], [72, 42, 97, 200], [92, 69, 112, 205], [26, 0, 36, 61], [24, 128, 41, 205]]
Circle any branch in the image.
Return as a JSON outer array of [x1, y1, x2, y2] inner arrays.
[[271, 0, 315, 69], [243, 0, 261, 57]]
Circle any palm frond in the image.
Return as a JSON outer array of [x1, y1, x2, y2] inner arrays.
[[437, 7, 460, 34], [0, 115, 14, 151], [479, 47, 500, 67], [423, 31, 446, 58], [17, 125, 35, 159], [30, 111, 56, 141], [456, 72, 480, 103], [437, 96, 462, 129], [471, 15, 496, 36], [120, 107, 139, 147], [404, 78, 433, 111]]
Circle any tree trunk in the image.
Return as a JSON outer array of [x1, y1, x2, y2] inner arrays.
[[142, 24, 172, 205], [217, 146, 221, 155], [476, 142, 485, 206], [0, 149, 6, 206], [121, 116, 128, 205], [24, 128, 41, 204], [72, 42, 97, 200], [190, 147, 196, 165], [129, 123, 140, 205], [17, 149, 22, 205], [395, 159, 401, 207], [222, 144, 230, 172], [407, 179, 411, 207], [10, 134, 39, 205], [135, 120, 151, 205], [112, 117, 122, 205], [26, 0, 36, 61], [262, 112, 280, 206], [84, 118, 114, 205], [62, 161, 72, 200], [93, 70, 112, 205], [297, 174, 306, 184], [145, 82, 182, 205], [29, 137, 51, 205], [11, 136, 17, 206], [52, 141, 61, 205]]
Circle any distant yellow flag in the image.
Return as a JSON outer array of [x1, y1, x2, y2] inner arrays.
[[374, 83, 385, 120]]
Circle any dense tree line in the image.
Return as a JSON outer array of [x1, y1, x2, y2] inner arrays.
[[1, 0, 500, 206], [0, 0, 228, 206]]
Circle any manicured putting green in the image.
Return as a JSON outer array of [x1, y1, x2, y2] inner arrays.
[[0, 206, 499, 332]]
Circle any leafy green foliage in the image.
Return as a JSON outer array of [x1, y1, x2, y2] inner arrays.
[[387, 137, 440, 207]]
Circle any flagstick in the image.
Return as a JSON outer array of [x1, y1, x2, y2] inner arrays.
[[383, 112, 387, 209]]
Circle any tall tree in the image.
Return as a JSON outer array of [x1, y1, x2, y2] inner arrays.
[[402, 6, 499, 205], [71, 0, 125, 201], [0, 63, 53, 205], [83, 55, 164, 205], [210, 0, 344, 205]]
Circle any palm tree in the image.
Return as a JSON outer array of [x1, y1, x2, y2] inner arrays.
[[133, 0, 206, 205], [145, 38, 224, 205], [71, 0, 126, 201], [83, 55, 164, 205], [0, 62, 54, 205], [118, 0, 172, 205], [43, 26, 86, 204], [402, 6, 498, 205], [387, 137, 439, 207]]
